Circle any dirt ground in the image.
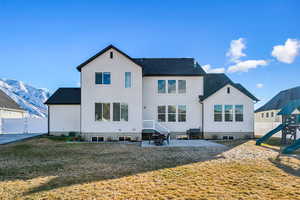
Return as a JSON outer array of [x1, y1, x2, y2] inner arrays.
[[0, 137, 300, 200]]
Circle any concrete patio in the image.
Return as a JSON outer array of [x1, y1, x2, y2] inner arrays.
[[141, 139, 228, 149]]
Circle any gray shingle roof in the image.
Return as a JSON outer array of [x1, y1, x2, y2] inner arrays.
[[0, 89, 24, 110], [133, 58, 206, 76], [45, 88, 81, 105], [255, 86, 300, 113], [199, 73, 259, 101]]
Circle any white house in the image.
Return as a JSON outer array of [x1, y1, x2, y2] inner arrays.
[[45, 45, 258, 141]]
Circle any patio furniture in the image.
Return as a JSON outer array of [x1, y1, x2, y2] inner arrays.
[[149, 132, 170, 146], [186, 128, 203, 139]]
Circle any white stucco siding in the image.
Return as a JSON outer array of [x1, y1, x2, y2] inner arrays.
[[142, 76, 203, 133], [203, 84, 255, 134], [81, 48, 143, 133], [49, 105, 80, 133]]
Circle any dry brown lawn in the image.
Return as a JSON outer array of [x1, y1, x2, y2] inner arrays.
[[1, 137, 300, 200]]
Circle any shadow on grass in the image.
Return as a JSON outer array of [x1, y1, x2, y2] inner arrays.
[[0, 137, 248, 196], [269, 155, 300, 177]]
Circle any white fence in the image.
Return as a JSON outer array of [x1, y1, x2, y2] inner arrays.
[[0, 117, 48, 134], [255, 122, 282, 138]]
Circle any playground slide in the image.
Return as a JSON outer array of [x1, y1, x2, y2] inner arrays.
[[256, 124, 286, 146], [282, 139, 300, 154]]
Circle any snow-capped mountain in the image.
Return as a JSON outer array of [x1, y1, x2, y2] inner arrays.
[[0, 79, 51, 118]]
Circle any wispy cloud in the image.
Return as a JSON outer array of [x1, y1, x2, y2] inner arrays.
[[271, 38, 300, 64], [256, 83, 264, 88], [227, 60, 268, 73], [202, 64, 225, 73], [226, 38, 246, 63]]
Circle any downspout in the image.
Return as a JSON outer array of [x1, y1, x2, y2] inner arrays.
[[201, 101, 204, 139]]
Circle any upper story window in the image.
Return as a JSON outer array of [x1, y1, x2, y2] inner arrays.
[[95, 72, 111, 85], [271, 112, 274, 117], [113, 103, 128, 121], [235, 105, 244, 122], [125, 72, 132, 88], [178, 80, 186, 94], [110, 51, 113, 59], [266, 112, 269, 118], [214, 105, 222, 122], [168, 80, 176, 94], [157, 80, 186, 94], [158, 80, 166, 93], [261, 113, 264, 118]]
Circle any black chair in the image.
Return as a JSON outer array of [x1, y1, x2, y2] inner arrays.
[[186, 128, 202, 139]]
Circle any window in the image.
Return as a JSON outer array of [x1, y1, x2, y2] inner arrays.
[[178, 80, 186, 94], [113, 103, 128, 121], [125, 72, 132, 88], [158, 80, 166, 93], [214, 105, 222, 122], [92, 137, 104, 142], [95, 72, 111, 85], [227, 87, 230, 94], [235, 105, 244, 122], [225, 105, 233, 122], [110, 51, 113, 59], [178, 105, 186, 122], [261, 113, 264, 118], [95, 103, 110, 121], [157, 105, 166, 122], [271, 112, 274, 117], [168, 80, 176, 94], [266, 112, 269, 118], [168, 105, 176, 122]]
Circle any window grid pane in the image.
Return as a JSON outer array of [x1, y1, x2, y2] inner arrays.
[[235, 105, 243, 122], [121, 103, 128, 121], [158, 80, 166, 93], [168, 105, 176, 122], [178, 80, 186, 94], [95, 73, 103, 84], [178, 105, 186, 122], [225, 105, 233, 122], [103, 103, 110, 121], [168, 80, 176, 94], [95, 103, 102, 121], [157, 105, 166, 122], [113, 103, 120, 121], [125, 72, 131, 88], [103, 72, 111, 84], [214, 105, 222, 122]]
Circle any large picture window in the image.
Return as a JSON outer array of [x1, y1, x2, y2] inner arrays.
[[157, 105, 166, 122], [168, 105, 176, 122], [158, 80, 166, 93], [214, 105, 222, 122], [225, 105, 233, 122], [168, 80, 176, 94], [178, 105, 186, 122], [113, 103, 128, 121], [95, 72, 111, 85], [235, 105, 244, 122], [178, 80, 186, 94], [95, 103, 110, 121], [125, 72, 132, 88]]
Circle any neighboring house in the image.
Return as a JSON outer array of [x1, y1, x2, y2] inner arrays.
[[45, 45, 258, 141], [255, 86, 300, 123], [0, 89, 26, 119]]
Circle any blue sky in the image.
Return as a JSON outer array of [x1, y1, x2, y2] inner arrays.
[[0, 0, 299, 108]]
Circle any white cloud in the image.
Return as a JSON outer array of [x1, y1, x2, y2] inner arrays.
[[227, 60, 268, 73], [202, 64, 225, 73], [256, 83, 264, 88], [226, 38, 246, 63], [271, 38, 300, 64]]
